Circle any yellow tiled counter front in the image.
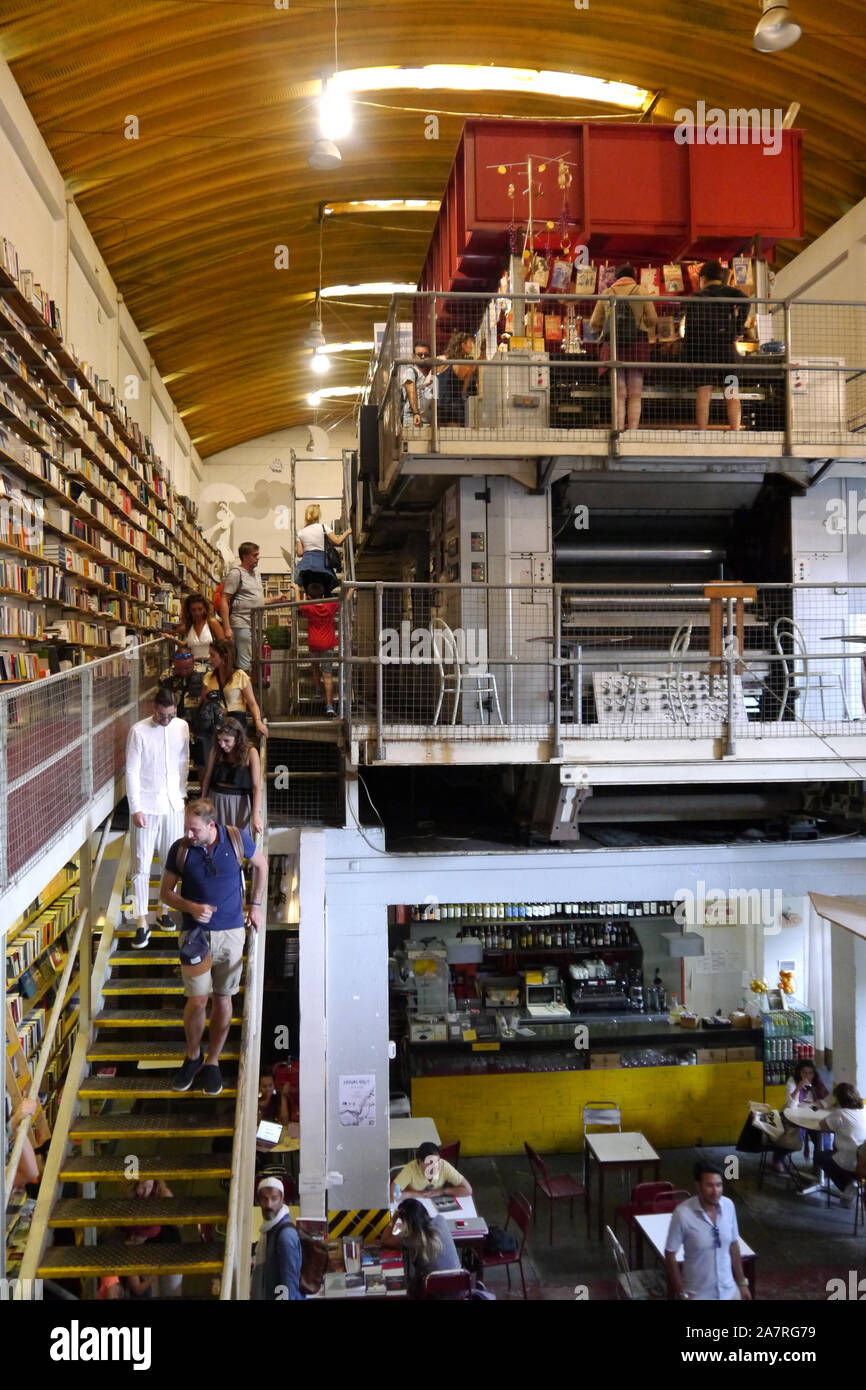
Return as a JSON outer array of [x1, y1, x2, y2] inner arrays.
[[412, 1062, 764, 1156]]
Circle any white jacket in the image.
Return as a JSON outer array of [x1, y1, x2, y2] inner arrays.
[[125, 716, 189, 816]]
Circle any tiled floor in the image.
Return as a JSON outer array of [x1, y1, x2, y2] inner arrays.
[[461, 1146, 866, 1300]]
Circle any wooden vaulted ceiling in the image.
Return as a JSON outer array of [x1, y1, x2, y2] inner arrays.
[[1, 1, 865, 456]]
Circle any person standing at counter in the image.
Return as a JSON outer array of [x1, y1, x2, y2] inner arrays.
[[800, 1082, 866, 1205], [588, 264, 658, 433], [390, 1141, 473, 1202], [665, 1161, 752, 1301], [682, 260, 749, 431]]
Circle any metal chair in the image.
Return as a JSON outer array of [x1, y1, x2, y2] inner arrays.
[[422, 1269, 472, 1300], [524, 1141, 587, 1243], [604, 1225, 668, 1301], [649, 1189, 690, 1213], [431, 616, 503, 726], [582, 1100, 622, 1185], [481, 1192, 532, 1298], [773, 615, 851, 721], [613, 1181, 675, 1262]]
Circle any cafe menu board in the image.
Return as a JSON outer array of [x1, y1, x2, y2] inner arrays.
[[338, 1073, 376, 1127]]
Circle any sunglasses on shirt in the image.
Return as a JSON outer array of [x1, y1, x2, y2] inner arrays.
[[711, 1224, 721, 1247]]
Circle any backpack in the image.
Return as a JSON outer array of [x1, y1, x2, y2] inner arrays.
[[483, 1224, 518, 1256], [298, 1230, 330, 1295], [214, 567, 242, 616], [603, 292, 640, 346], [173, 824, 245, 874], [321, 523, 343, 575]]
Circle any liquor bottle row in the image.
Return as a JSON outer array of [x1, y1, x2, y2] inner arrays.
[[406, 900, 679, 922], [478, 922, 636, 951]]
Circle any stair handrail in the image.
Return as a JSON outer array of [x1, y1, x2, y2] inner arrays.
[[220, 737, 269, 1299], [17, 829, 128, 1288]]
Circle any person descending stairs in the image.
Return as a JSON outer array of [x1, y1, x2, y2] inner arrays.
[[27, 801, 268, 1297]]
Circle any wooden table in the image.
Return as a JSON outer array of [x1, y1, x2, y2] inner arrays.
[[389, 1117, 441, 1154], [419, 1194, 488, 1268], [586, 1131, 660, 1241], [635, 1210, 757, 1297]]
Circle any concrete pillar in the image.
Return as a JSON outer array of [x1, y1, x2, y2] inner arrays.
[[830, 924, 866, 1089], [298, 829, 326, 1219]]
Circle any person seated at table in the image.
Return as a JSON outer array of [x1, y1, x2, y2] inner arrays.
[[771, 1059, 830, 1172], [390, 1141, 472, 1201], [390, 1197, 462, 1299], [799, 1082, 866, 1206], [665, 1160, 752, 1302], [258, 1070, 291, 1128]]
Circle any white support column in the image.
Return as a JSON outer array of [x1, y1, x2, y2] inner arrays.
[[830, 923, 866, 1089], [298, 828, 327, 1220]]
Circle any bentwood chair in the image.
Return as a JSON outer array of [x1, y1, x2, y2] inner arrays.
[[773, 616, 851, 721], [605, 1225, 668, 1301]]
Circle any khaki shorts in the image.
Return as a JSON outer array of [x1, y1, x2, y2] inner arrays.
[[180, 926, 246, 997]]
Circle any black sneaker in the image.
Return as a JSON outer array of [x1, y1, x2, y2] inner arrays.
[[172, 1052, 204, 1092], [155, 913, 177, 932], [200, 1063, 223, 1097], [132, 925, 151, 950]]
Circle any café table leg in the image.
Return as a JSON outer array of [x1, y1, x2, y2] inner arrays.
[[744, 1255, 756, 1298], [598, 1162, 605, 1242]]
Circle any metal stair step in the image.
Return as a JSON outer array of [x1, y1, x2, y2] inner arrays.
[[38, 1241, 225, 1278], [79, 1075, 238, 1100], [59, 1153, 233, 1182], [94, 1009, 242, 1028], [112, 929, 177, 940], [87, 1040, 241, 1062], [69, 1113, 235, 1140], [102, 977, 183, 995], [111, 951, 184, 965], [49, 1196, 227, 1228]]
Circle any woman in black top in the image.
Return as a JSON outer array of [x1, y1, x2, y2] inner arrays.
[[436, 332, 477, 426], [201, 716, 263, 833]]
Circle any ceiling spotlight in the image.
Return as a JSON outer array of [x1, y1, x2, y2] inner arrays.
[[310, 351, 331, 375], [306, 428, 317, 452], [753, 0, 802, 51], [304, 320, 327, 350], [320, 80, 353, 140], [308, 138, 342, 170], [308, 390, 322, 407]]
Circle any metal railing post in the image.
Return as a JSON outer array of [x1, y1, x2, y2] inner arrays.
[[375, 582, 385, 762], [0, 699, 8, 890], [81, 668, 93, 803], [429, 295, 439, 454], [725, 596, 737, 757], [553, 583, 563, 759], [783, 299, 794, 455], [607, 297, 619, 448]]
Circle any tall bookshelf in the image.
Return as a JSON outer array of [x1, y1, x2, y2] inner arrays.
[[0, 236, 218, 684]]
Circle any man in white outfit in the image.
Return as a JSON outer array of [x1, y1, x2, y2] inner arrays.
[[125, 687, 189, 949]]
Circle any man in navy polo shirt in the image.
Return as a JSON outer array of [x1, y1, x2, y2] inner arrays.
[[161, 798, 268, 1096]]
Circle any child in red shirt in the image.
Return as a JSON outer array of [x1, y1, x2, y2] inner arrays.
[[298, 579, 353, 715]]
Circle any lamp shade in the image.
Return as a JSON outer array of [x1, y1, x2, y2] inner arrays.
[[307, 138, 342, 170], [753, 0, 802, 51]]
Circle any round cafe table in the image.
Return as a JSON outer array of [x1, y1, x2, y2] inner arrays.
[[783, 1104, 826, 1131]]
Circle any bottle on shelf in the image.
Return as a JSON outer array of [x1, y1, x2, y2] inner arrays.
[[668, 993, 682, 1024]]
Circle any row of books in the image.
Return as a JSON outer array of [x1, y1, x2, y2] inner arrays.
[[0, 560, 57, 597], [0, 650, 48, 680], [0, 238, 64, 337], [45, 618, 111, 647], [0, 607, 43, 638], [8, 949, 66, 1016], [16, 1007, 47, 1060], [6, 887, 81, 980]]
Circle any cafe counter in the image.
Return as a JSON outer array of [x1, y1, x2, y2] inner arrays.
[[409, 1016, 763, 1156]]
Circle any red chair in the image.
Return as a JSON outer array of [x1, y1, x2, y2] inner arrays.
[[482, 1192, 532, 1298], [438, 1140, 461, 1167], [649, 1189, 690, 1213], [423, 1269, 472, 1300], [614, 1181, 675, 1261], [524, 1142, 588, 1244]]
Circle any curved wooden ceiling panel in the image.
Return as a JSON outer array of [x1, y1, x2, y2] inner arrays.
[[1, 0, 864, 454]]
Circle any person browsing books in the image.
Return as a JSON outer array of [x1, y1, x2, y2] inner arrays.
[[390, 1141, 472, 1202], [219, 542, 286, 672]]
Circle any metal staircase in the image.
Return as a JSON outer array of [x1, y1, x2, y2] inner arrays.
[[18, 821, 267, 1298]]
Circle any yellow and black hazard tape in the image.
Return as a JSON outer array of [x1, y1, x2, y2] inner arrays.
[[328, 1209, 391, 1241]]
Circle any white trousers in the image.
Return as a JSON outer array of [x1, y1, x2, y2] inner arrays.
[[130, 809, 186, 918]]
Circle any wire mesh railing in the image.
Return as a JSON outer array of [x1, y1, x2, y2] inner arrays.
[[367, 292, 866, 456], [0, 637, 173, 894], [332, 581, 866, 755]]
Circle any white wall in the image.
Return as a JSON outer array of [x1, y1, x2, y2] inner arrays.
[[0, 57, 199, 498], [199, 424, 354, 573]]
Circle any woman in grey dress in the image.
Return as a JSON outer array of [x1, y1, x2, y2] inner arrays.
[[201, 716, 263, 834]]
